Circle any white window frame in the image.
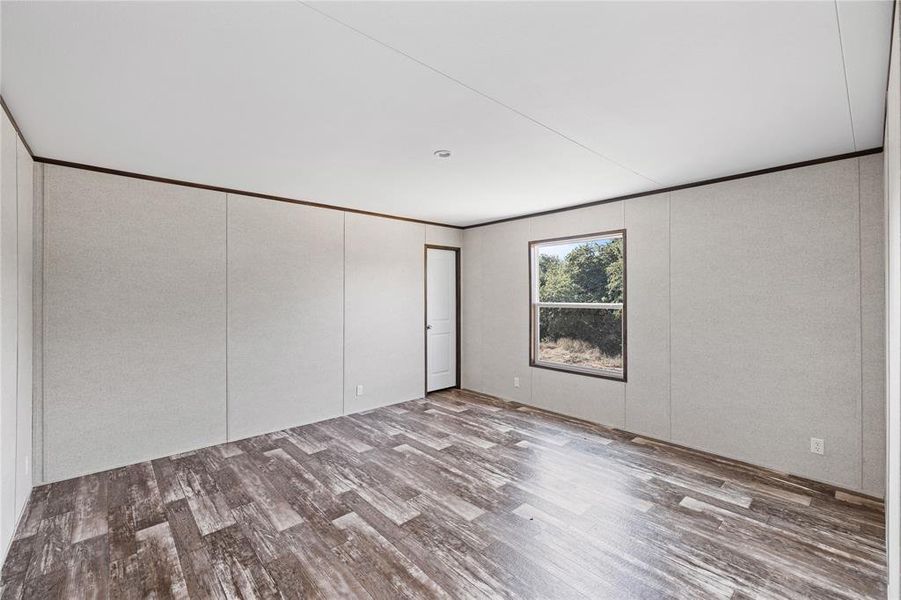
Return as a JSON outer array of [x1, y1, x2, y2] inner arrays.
[[529, 230, 626, 381]]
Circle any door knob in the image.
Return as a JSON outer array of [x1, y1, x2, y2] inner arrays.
[[426, 324, 432, 330]]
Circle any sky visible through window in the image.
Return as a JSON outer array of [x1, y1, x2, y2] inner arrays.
[[539, 238, 613, 259]]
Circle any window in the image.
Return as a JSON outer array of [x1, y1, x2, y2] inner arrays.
[[529, 230, 626, 380]]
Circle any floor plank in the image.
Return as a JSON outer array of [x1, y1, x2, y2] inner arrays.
[[3, 389, 887, 599]]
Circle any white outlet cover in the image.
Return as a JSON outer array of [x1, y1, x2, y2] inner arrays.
[[356, 385, 364, 396], [513, 377, 520, 388], [810, 438, 825, 455]]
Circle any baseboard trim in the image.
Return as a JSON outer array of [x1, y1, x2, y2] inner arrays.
[[453, 387, 885, 505]]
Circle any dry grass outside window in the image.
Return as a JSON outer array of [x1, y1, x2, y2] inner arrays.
[[539, 337, 622, 370]]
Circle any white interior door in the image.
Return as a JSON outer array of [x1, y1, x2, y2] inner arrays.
[[426, 248, 457, 392]]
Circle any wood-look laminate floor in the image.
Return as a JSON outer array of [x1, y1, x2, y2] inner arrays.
[[0, 389, 886, 599]]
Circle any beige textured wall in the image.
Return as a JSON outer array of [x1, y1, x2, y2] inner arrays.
[[669, 159, 862, 491], [226, 194, 344, 440], [37, 155, 882, 496], [0, 111, 17, 551], [859, 155, 887, 495], [344, 213, 425, 413], [0, 111, 35, 564], [464, 155, 886, 496], [42, 166, 228, 482], [37, 166, 463, 483], [14, 137, 32, 518]]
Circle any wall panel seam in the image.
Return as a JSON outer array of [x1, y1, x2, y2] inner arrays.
[[668, 192, 673, 441], [858, 158, 865, 490], [225, 194, 229, 442], [13, 136, 19, 514], [40, 168, 46, 484], [529, 219, 534, 407], [342, 213, 346, 415]]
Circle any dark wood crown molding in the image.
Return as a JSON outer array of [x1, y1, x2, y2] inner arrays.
[[3, 93, 462, 228], [0, 96, 35, 158], [2, 95, 884, 231], [465, 147, 884, 229], [32, 156, 463, 229]]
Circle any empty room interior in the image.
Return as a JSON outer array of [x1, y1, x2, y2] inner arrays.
[[2, 1, 901, 598]]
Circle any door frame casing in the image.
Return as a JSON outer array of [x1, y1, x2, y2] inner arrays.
[[424, 244, 461, 396]]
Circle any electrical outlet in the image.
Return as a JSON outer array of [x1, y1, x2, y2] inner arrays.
[[25, 455, 29, 475], [513, 377, 520, 388], [356, 384, 364, 396], [810, 438, 825, 455]]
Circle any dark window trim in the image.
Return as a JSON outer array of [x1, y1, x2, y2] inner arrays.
[[528, 229, 627, 383]]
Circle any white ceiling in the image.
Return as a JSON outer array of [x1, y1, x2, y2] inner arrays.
[[1, 1, 892, 227]]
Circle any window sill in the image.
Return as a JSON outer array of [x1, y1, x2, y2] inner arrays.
[[530, 360, 626, 382]]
